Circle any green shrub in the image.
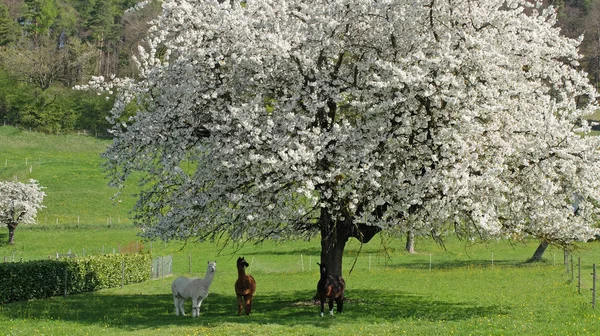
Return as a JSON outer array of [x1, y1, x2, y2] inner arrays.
[[0, 252, 151, 304]]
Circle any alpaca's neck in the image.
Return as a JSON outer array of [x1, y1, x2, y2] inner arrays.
[[237, 268, 246, 278], [194, 272, 215, 297], [204, 271, 215, 283]]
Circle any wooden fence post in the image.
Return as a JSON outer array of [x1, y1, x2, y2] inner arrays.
[[64, 268, 68, 297], [429, 254, 432, 271], [592, 263, 596, 309], [571, 255, 574, 282], [578, 257, 581, 294], [121, 260, 125, 289]]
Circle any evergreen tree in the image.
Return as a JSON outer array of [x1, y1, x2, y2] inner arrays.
[[0, 4, 18, 46], [22, 0, 59, 39], [86, 0, 116, 44]]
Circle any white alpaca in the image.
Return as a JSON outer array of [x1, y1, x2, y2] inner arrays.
[[171, 261, 217, 317]]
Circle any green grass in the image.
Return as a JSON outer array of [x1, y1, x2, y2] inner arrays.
[[1, 236, 600, 335], [0, 126, 137, 227], [585, 110, 600, 122], [2, 125, 600, 335]]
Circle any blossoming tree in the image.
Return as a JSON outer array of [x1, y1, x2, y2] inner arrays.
[[0, 180, 45, 245], [97, 0, 600, 276]]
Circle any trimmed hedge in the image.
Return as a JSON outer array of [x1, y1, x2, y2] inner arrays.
[[0, 253, 151, 304]]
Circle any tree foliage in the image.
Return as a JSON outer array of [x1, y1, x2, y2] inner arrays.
[[0, 4, 18, 46], [96, 0, 600, 276], [0, 0, 161, 133], [22, 0, 59, 39], [545, 0, 600, 87], [1, 36, 67, 91]]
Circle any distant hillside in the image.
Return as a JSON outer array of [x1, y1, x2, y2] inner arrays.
[[0, 126, 138, 227]]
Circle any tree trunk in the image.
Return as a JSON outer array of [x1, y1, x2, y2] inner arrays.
[[405, 231, 415, 254], [7, 222, 16, 245], [318, 207, 381, 277], [319, 211, 349, 277], [529, 241, 549, 262]]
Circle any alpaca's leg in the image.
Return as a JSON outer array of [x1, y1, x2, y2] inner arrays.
[[336, 296, 344, 313], [328, 298, 334, 316], [191, 298, 199, 317], [173, 296, 179, 316], [179, 298, 186, 316], [319, 299, 325, 317], [244, 294, 253, 315], [195, 298, 203, 317], [237, 295, 244, 316]]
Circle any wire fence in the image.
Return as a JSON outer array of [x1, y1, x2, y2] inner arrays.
[[570, 254, 599, 309], [151, 255, 173, 279], [2, 250, 172, 284], [1, 121, 112, 138], [2, 242, 146, 263], [6, 242, 598, 304]]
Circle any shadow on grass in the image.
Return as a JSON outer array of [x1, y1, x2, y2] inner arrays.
[[225, 247, 322, 257], [345, 289, 508, 321], [0, 287, 508, 331], [395, 258, 540, 270], [0, 233, 8, 247]]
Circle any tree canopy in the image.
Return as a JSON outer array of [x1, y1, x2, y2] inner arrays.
[[98, 0, 600, 276]]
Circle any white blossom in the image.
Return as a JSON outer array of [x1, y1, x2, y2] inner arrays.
[[99, 0, 600, 247], [0, 180, 45, 244]]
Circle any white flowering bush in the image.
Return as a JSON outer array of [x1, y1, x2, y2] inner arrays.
[[0, 179, 45, 245], [99, 0, 600, 275]]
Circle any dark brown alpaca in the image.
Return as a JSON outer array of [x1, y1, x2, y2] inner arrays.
[[235, 256, 256, 315], [316, 262, 345, 317]]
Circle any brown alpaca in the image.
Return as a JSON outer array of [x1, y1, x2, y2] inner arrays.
[[235, 256, 256, 315], [316, 262, 345, 317]]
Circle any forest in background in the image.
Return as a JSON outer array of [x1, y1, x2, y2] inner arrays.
[[0, 0, 161, 134], [0, 0, 598, 135]]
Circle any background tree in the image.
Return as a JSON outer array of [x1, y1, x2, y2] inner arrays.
[[21, 0, 59, 40], [96, 0, 600, 277], [0, 179, 45, 245], [0, 36, 67, 91], [580, 1, 600, 89], [86, 0, 118, 76], [0, 4, 19, 46], [405, 231, 416, 254], [544, 0, 600, 88], [118, 0, 163, 78], [0, 0, 156, 133]]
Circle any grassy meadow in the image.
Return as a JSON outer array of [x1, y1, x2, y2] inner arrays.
[[0, 126, 137, 228], [2, 126, 600, 335]]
